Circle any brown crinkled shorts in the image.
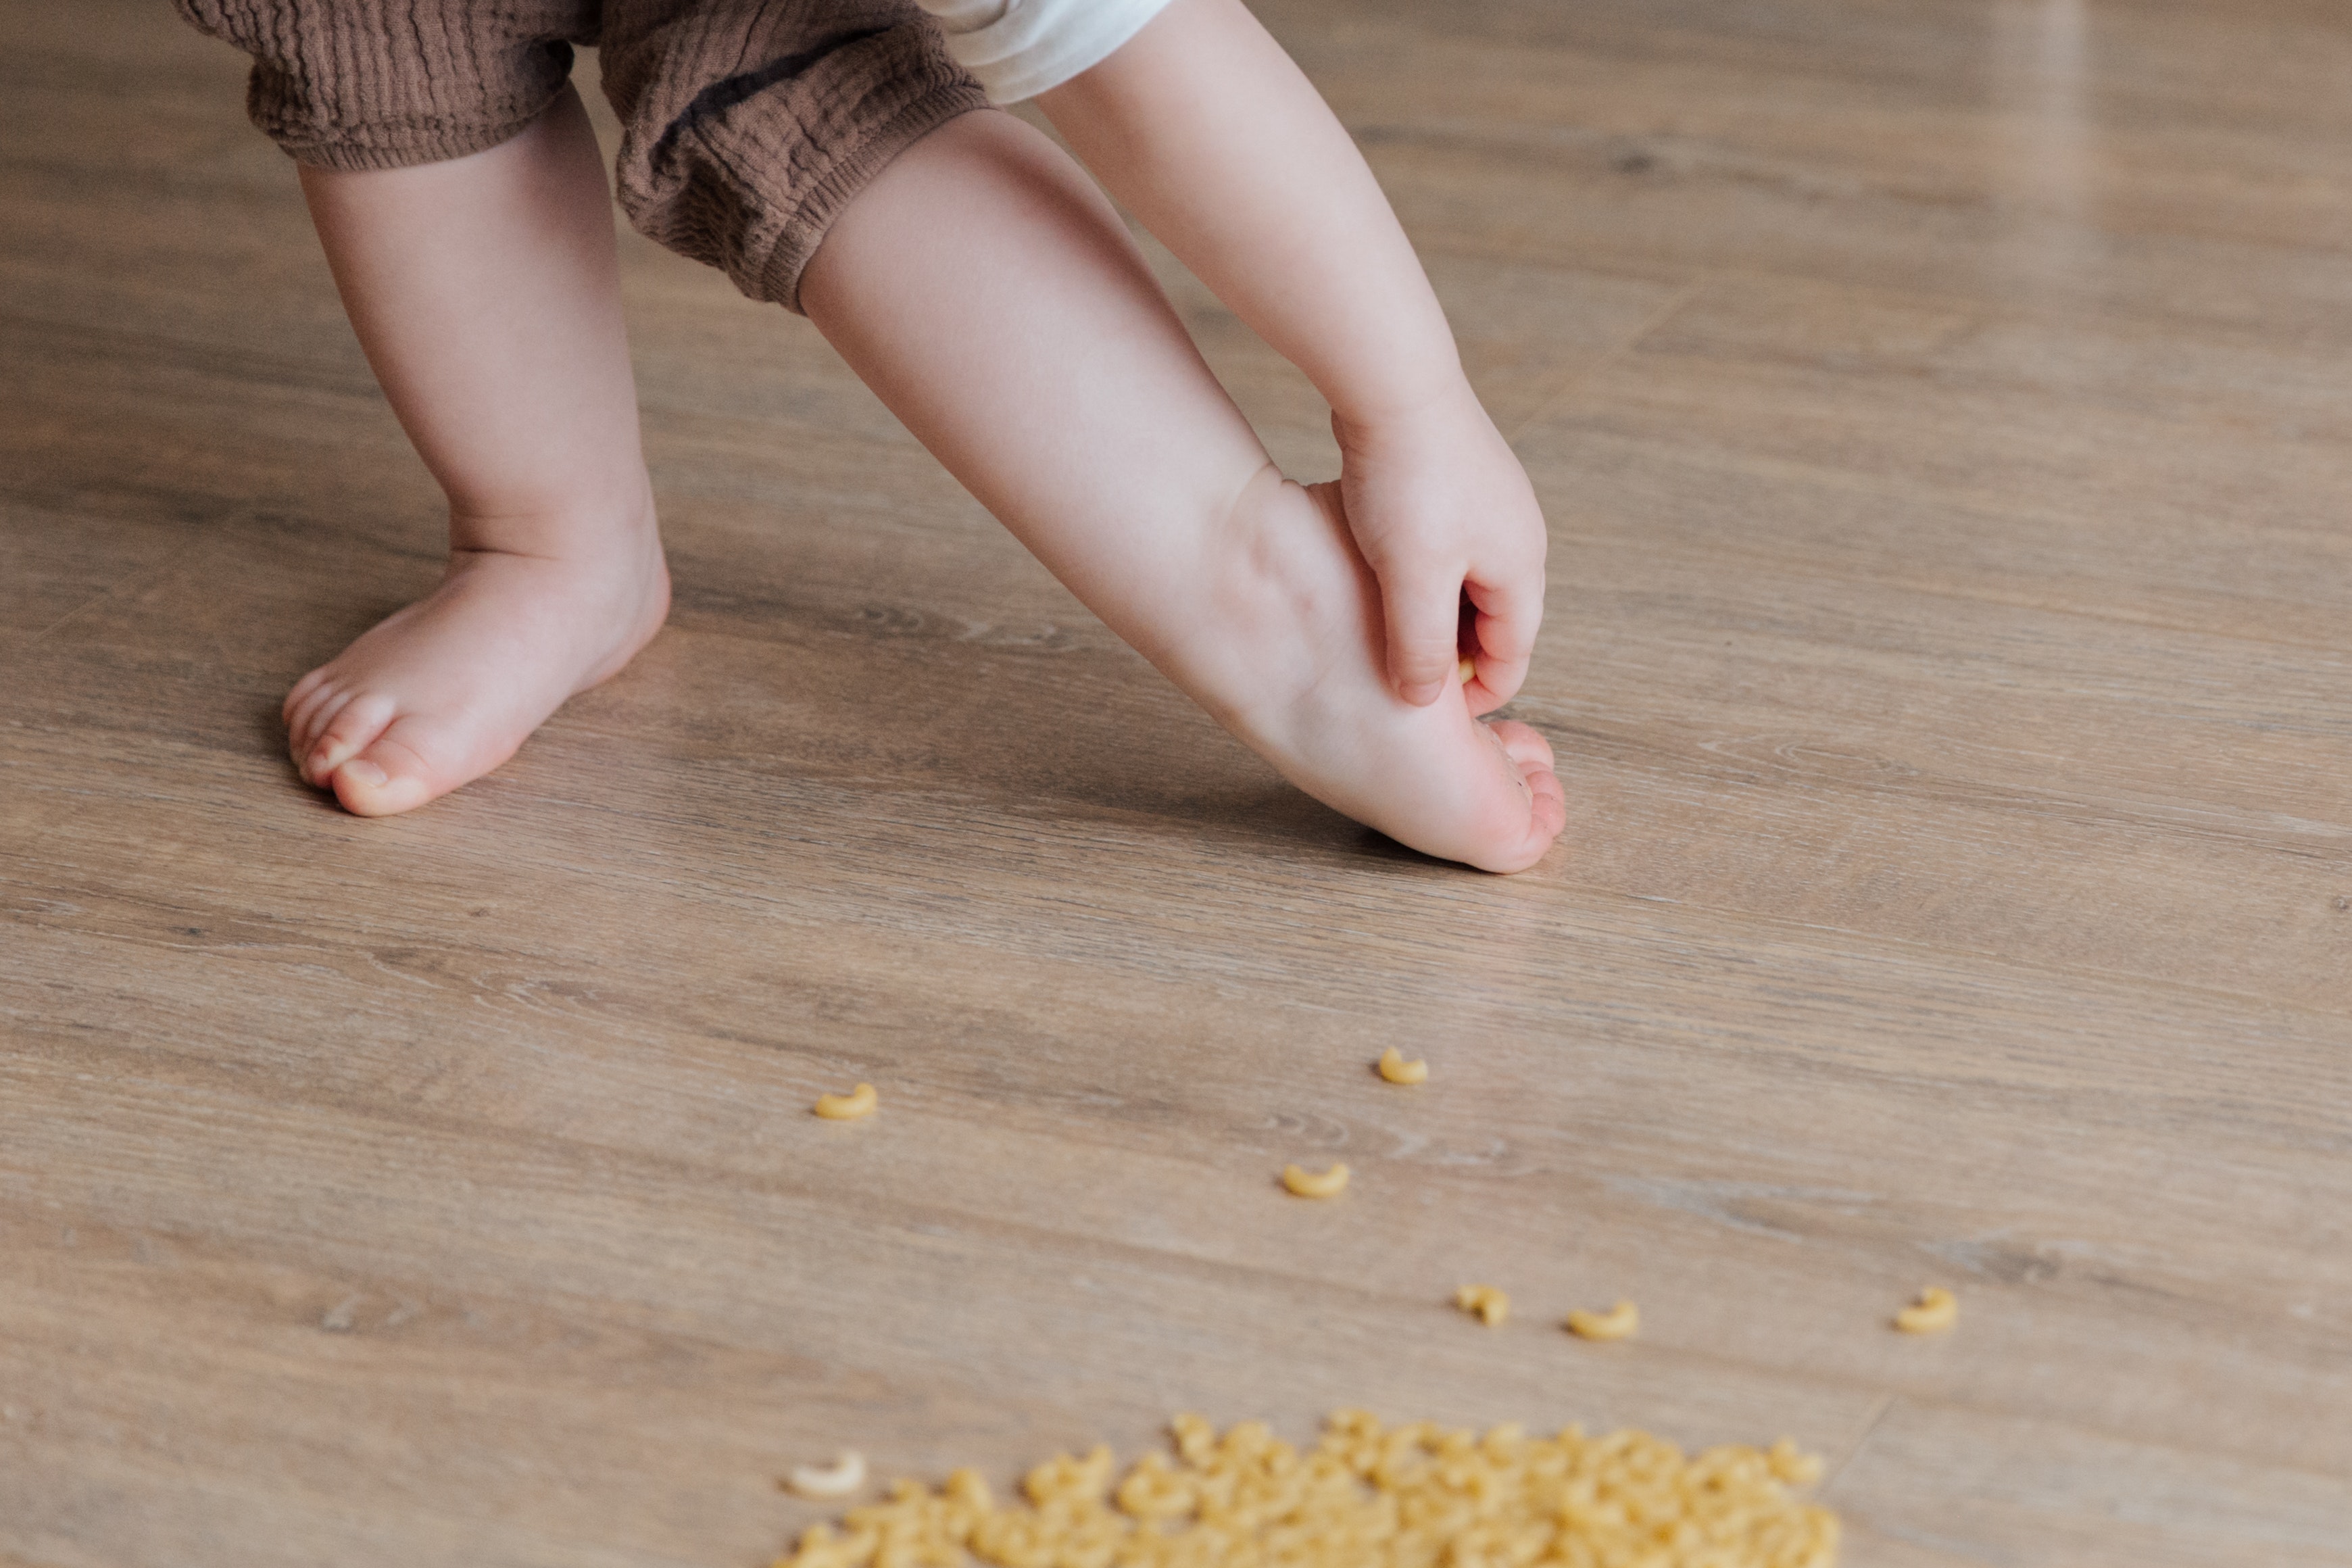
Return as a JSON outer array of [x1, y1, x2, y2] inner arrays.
[[172, 1, 989, 312]]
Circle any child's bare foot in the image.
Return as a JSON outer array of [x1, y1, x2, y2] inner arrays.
[[1173, 466, 1565, 873], [282, 503, 668, 816]]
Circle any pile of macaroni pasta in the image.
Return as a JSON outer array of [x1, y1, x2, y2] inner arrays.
[[775, 1410, 1839, 1568]]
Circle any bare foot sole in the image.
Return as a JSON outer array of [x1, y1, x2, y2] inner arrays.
[[1185, 471, 1565, 873], [283, 518, 670, 816]]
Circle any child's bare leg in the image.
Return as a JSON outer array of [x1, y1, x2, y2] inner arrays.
[[283, 84, 668, 816], [801, 112, 1563, 871]]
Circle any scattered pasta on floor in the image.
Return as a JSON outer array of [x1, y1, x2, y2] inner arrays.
[[814, 1083, 879, 1121], [788, 1452, 869, 1499], [1281, 1161, 1350, 1198], [773, 1410, 1838, 1568], [1564, 1300, 1640, 1342], [1892, 1287, 1957, 1335], [1453, 1283, 1510, 1327]]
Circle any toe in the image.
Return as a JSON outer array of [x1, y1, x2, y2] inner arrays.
[[1475, 775, 1565, 873], [328, 714, 508, 818], [284, 678, 341, 765], [1520, 754, 1567, 849], [1467, 720, 1565, 874], [1488, 719, 1556, 771], [328, 728, 441, 817], [289, 683, 361, 772], [283, 667, 328, 731], [303, 693, 395, 787]]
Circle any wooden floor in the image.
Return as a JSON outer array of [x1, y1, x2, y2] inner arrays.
[[5, 1, 2350, 1563]]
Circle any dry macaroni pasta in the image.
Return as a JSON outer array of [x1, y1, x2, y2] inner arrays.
[[1453, 1284, 1510, 1327], [1893, 1287, 1956, 1335], [1281, 1162, 1350, 1198], [789, 1452, 869, 1498], [815, 1084, 879, 1121], [1565, 1300, 1640, 1342], [773, 1411, 1838, 1568]]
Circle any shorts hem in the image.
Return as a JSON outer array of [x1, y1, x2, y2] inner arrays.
[[274, 107, 555, 173], [755, 80, 992, 314]]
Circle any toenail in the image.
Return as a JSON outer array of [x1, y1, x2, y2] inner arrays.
[[341, 759, 389, 789]]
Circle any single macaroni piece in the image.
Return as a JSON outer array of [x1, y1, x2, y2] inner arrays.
[[770, 1411, 1840, 1568], [814, 1083, 878, 1121], [1453, 1283, 1509, 1327], [787, 1451, 868, 1498], [1376, 1046, 1429, 1085], [1894, 1285, 1957, 1335], [1768, 1437, 1826, 1487], [1281, 1162, 1350, 1198], [1565, 1300, 1640, 1341], [1459, 656, 1477, 684]]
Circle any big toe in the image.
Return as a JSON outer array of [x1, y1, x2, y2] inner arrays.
[[1488, 719, 1556, 772], [328, 726, 448, 818], [1473, 720, 1565, 874]]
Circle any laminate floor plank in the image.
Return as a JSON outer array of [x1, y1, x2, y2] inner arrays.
[[1513, 270, 2352, 647], [13, 463, 2347, 1010], [0, 501, 193, 647], [7, 647, 2347, 1479], [1824, 1400, 2352, 1567], [1279, 0, 2352, 341]]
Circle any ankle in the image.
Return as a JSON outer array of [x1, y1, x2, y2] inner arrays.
[[1173, 468, 1367, 745], [445, 474, 662, 564], [432, 486, 671, 652]]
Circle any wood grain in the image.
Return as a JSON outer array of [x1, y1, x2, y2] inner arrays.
[[3, 1, 2349, 1565]]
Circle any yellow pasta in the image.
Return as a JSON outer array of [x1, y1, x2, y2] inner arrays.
[[787, 1451, 868, 1499], [1893, 1285, 1957, 1335], [1768, 1437, 1826, 1487], [772, 1410, 1839, 1568], [1459, 656, 1477, 684], [1281, 1161, 1350, 1198], [1375, 1046, 1429, 1085], [1452, 1283, 1510, 1327], [1565, 1299, 1640, 1341], [813, 1083, 878, 1121]]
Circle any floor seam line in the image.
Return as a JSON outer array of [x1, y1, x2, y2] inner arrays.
[[20, 535, 205, 650], [1502, 271, 1716, 446], [1821, 1390, 1895, 1492]]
